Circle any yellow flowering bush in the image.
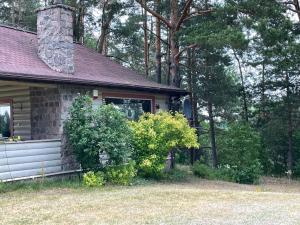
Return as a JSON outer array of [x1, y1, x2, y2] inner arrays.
[[130, 112, 199, 178], [105, 161, 136, 185], [83, 171, 105, 187]]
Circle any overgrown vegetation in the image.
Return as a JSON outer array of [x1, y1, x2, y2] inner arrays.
[[130, 112, 199, 178], [105, 161, 136, 185], [1, 0, 300, 187], [193, 161, 261, 184], [64, 96, 200, 185], [65, 96, 133, 170], [83, 171, 105, 187]]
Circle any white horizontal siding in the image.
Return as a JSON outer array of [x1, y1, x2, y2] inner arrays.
[[0, 85, 31, 140], [0, 140, 62, 181]]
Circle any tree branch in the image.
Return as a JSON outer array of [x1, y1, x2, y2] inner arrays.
[[286, 6, 300, 13], [175, 44, 198, 60], [175, 0, 193, 31], [135, 0, 172, 28], [183, 9, 213, 22]]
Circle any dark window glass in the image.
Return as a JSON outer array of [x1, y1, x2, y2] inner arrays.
[[0, 102, 11, 138], [105, 98, 152, 120]]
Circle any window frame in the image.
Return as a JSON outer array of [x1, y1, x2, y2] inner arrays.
[[0, 98, 13, 138], [102, 92, 156, 113]]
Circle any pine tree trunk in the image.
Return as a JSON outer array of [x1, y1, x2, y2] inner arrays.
[[187, 49, 199, 164], [11, 1, 16, 25], [169, 0, 180, 87], [155, 0, 162, 83], [286, 73, 293, 174], [293, 0, 300, 21], [98, 2, 111, 55], [143, 4, 149, 77], [78, 0, 85, 44], [98, 24, 107, 54], [259, 61, 266, 126], [208, 99, 218, 168], [233, 51, 248, 122], [18, 0, 23, 25]]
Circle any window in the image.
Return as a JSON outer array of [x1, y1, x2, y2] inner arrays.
[[103, 94, 154, 120], [0, 100, 12, 138]]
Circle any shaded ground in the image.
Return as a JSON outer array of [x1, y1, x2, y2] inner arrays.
[[0, 177, 300, 225]]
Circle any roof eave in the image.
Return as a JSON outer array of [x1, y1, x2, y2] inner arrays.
[[0, 72, 188, 96]]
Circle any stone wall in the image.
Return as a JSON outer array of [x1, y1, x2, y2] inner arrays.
[[29, 84, 171, 171], [30, 85, 90, 170], [30, 87, 61, 140], [36, 4, 75, 74], [58, 85, 90, 170]]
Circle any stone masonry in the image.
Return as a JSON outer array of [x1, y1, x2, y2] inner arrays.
[[36, 3, 75, 74], [30, 85, 90, 170], [30, 87, 61, 140]]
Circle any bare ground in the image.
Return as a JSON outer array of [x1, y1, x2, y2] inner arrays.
[[0, 177, 300, 225]]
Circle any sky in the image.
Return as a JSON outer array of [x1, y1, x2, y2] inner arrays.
[[0, 104, 10, 116]]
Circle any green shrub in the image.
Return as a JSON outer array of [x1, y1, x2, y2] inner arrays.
[[163, 167, 190, 182], [217, 122, 262, 184], [83, 171, 105, 187], [192, 162, 215, 179], [105, 161, 136, 185], [294, 161, 300, 177], [130, 112, 199, 178], [65, 96, 133, 170], [214, 165, 236, 182], [218, 122, 261, 168], [233, 160, 262, 184], [192, 161, 262, 184]]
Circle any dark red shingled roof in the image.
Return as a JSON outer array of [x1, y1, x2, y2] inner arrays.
[[0, 25, 186, 94]]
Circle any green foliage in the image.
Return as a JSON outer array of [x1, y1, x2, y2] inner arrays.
[[192, 162, 215, 180], [294, 163, 300, 178], [65, 95, 133, 170], [105, 161, 136, 185], [0, 111, 10, 138], [218, 122, 261, 168], [163, 167, 190, 182], [193, 161, 261, 184], [217, 122, 262, 183], [0, 0, 40, 31], [93, 104, 133, 166], [64, 95, 97, 170], [233, 160, 262, 184], [83, 171, 105, 187], [130, 112, 199, 178], [0, 178, 83, 194]]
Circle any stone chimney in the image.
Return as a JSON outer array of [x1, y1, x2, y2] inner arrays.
[[36, 0, 75, 74]]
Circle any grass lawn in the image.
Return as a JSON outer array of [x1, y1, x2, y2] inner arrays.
[[1, 177, 300, 225]]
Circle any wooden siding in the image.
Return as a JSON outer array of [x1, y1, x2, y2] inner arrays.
[[0, 85, 31, 140], [0, 139, 62, 181]]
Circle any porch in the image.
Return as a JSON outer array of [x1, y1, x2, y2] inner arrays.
[[0, 139, 63, 181], [0, 79, 170, 181], [0, 80, 77, 181]]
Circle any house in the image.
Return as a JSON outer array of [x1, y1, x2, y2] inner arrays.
[[0, 2, 186, 181]]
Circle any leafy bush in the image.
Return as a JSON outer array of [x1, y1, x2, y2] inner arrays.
[[294, 161, 300, 178], [93, 104, 133, 166], [105, 161, 136, 185], [192, 162, 215, 179], [138, 154, 166, 178], [83, 171, 105, 187], [65, 96, 133, 170], [130, 112, 199, 178], [218, 122, 261, 167], [214, 165, 236, 182], [64, 95, 97, 170], [234, 160, 262, 184], [193, 161, 262, 184], [217, 122, 262, 184]]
